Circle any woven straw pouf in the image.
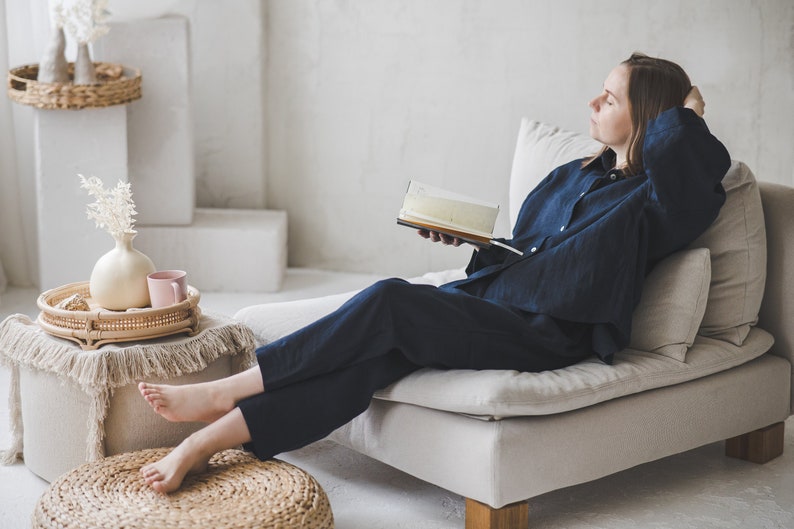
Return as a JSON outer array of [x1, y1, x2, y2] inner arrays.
[[32, 448, 334, 529]]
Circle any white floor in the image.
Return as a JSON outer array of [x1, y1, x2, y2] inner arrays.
[[1, 271, 793, 529]]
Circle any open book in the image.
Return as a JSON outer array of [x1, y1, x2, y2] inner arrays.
[[397, 180, 522, 255]]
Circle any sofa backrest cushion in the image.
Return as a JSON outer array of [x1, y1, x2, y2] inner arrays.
[[686, 161, 767, 345], [508, 118, 765, 354]]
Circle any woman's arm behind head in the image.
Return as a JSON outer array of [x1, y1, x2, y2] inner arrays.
[[683, 85, 706, 117]]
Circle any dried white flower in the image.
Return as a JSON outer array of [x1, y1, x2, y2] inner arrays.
[[48, 0, 66, 29], [61, 0, 110, 44], [79, 174, 137, 238]]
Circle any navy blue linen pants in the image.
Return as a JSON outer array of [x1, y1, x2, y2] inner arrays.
[[237, 278, 592, 460]]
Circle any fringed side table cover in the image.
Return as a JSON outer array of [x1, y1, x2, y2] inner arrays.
[[32, 448, 334, 529], [0, 312, 256, 481]]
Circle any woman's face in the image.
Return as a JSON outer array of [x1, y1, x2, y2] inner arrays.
[[588, 64, 633, 160]]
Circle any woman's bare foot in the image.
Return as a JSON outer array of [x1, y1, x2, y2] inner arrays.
[[138, 381, 234, 423], [140, 437, 210, 494], [138, 367, 265, 424], [140, 408, 252, 494]]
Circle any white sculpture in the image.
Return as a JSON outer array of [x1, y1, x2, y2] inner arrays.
[[37, 1, 68, 83], [60, 0, 110, 85]]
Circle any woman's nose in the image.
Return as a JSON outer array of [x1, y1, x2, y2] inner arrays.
[[588, 97, 599, 111]]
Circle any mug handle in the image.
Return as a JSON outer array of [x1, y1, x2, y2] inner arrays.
[[171, 281, 187, 303]]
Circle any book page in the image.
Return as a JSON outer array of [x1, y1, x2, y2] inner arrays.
[[398, 181, 499, 236], [396, 181, 523, 256]]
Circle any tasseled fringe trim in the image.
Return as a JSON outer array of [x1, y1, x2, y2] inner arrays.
[[0, 365, 23, 464], [0, 312, 256, 465]]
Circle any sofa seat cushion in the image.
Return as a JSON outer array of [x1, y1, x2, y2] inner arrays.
[[373, 327, 773, 419]]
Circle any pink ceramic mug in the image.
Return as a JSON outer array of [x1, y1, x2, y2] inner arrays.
[[147, 270, 188, 308]]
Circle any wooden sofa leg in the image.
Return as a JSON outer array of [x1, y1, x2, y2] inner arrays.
[[725, 422, 785, 464], [465, 498, 528, 529]]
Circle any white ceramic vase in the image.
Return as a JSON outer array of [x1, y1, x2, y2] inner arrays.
[[37, 26, 69, 83], [89, 231, 156, 311], [73, 43, 97, 85]]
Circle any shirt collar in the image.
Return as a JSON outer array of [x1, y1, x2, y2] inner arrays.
[[583, 149, 627, 179], [582, 148, 613, 170]]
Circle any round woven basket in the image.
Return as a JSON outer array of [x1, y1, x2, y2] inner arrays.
[[7, 62, 141, 110], [32, 448, 335, 529]]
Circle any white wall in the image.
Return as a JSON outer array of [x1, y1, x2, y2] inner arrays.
[[3, 0, 267, 286], [3, 1, 793, 285], [172, 0, 267, 210], [266, 0, 794, 277], [0, 0, 26, 289]]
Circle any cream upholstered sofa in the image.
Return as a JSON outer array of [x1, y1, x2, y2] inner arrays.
[[235, 120, 793, 529]]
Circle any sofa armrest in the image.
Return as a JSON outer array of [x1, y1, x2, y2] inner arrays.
[[233, 268, 467, 347], [234, 291, 357, 346], [758, 181, 794, 414]]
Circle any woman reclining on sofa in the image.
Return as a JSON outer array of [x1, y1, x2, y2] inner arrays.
[[137, 52, 731, 494]]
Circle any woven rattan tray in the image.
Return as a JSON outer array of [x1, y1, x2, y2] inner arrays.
[[37, 281, 201, 350], [7, 62, 142, 110]]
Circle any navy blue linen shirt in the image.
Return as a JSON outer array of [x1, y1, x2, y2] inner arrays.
[[442, 107, 730, 363]]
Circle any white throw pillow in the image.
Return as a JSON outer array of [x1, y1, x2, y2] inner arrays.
[[629, 248, 711, 361], [508, 118, 600, 229]]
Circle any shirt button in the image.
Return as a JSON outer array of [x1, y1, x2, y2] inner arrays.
[[530, 247, 537, 253], [560, 225, 565, 231], [609, 173, 617, 181]]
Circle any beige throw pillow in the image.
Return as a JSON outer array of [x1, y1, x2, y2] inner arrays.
[[687, 161, 767, 345], [628, 248, 711, 361]]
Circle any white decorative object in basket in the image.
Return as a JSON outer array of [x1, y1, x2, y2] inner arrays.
[[36, 281, 201, 350]]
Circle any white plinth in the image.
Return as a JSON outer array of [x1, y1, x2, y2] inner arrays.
[[34, 106, 129, 290], [136, 208, 287, 292], [94, 16, 194, 225]]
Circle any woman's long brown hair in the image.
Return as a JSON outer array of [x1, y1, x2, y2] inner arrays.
[[585, 53, 692, 176]]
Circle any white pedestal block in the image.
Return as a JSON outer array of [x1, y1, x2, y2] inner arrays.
[[94, 16, 194, 226], [136, 208, 287, 292], [34, 106, 129, 290]]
